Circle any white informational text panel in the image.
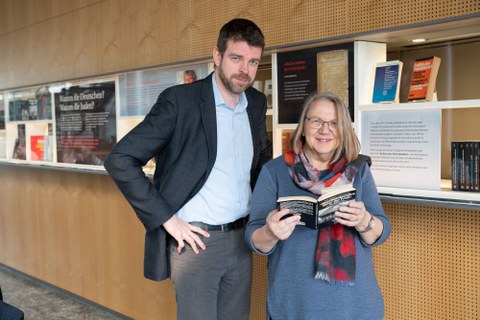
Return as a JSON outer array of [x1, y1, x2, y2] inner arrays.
[[361, 108, 441, 190]]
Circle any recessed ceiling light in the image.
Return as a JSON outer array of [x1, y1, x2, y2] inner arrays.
[[411, 38, 427, 43]]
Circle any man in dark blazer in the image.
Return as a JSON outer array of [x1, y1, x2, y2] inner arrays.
[[104, 18, 270, 320]]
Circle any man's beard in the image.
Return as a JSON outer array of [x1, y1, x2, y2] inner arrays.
[[217, 64, 252, 94]]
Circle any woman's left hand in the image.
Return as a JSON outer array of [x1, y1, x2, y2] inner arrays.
[[335, 200, 369, 228]]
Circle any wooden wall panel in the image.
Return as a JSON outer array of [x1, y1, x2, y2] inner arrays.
[[374, 202, 480, 320], [0, 0, 100, 34], [2, 166, 480, 319], [1, 1, 480, 319], [0, 166, 176, 320], [0, 0, 478, 89]]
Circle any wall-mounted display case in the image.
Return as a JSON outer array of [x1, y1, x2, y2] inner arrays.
[[357, 38, 480, 205], [0, 62, 211, 172], [2, 38, 479, 207]]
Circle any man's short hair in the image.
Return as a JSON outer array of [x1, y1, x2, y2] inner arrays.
[[216, 18, 265, 56]]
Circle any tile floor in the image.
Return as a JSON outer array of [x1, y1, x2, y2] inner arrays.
[[0, 264, 131, 320]]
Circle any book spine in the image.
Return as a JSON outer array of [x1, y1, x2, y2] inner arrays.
[[459, 142, 466, 191], [473, 141, 479, 192], [451, 141, 459, 191], [464, 142, 472, 191], [468, 142, 474, 191], [302, 203, 318, 229]]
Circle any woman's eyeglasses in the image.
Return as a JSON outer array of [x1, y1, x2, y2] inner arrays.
[[305, 117, 338, 131]]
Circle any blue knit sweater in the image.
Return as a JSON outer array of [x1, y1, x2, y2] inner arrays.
[[245, 155, 391, 320]]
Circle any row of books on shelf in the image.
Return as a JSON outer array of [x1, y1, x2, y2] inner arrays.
[[451, 141, 480, 192], [372, 56, 441, 104]]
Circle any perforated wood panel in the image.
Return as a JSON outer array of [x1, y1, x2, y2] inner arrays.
[[251, 254, 268, 319], [1, 166, 480, 319], [375, 202, 480, 320], [0, 0, 479, 89], [249, 201, 480, 320]]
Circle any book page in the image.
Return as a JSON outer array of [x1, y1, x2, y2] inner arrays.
[[318, 183, 355, 200], [316, 50, 349, 105]]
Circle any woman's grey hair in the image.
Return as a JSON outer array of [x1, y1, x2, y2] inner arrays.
[[290, 92, 361, 163]]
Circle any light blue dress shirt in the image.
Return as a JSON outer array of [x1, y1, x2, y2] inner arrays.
[[176, 74, 253, 224]]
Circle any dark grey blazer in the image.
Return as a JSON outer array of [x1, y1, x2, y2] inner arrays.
[[104, 73, 271, 281]]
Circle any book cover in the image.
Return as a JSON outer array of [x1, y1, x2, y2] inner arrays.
[[407, 56, 441, 102], [372, 60, 403, 103], [43, 123, 54, 162], [30, 135, 45, 161], [277, 184, 356, 229], [12, 124, 26, 160], [281, 129, 294, 154]]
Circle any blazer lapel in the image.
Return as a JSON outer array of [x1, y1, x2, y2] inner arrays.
[[246, 90, 260, 170], [199, 74, 217, 172]]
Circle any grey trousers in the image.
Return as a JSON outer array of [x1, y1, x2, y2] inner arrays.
[[169, 228, 252, 320]]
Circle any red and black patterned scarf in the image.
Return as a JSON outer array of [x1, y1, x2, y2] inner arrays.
[[284, 149, 364, 286]]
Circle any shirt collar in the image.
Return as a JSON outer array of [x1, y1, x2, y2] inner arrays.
[[212, 72, 248, 112]]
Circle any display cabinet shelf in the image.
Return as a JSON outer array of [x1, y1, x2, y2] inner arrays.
[[358, 99, 480, 112]]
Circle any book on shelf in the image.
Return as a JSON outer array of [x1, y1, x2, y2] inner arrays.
[[43, 123, 54, 162], [372, 60, 403, 103], [451, 141, 480, 192], [30, 135, 46, 161], [460, 141, 467, 190], [277, 183, 356, 229], [451, 141, 460, 191], [473, 142, 480, 192], [12, 124, 26, 160], [281, 129, 294, 154], [408, 56, 442, 102]]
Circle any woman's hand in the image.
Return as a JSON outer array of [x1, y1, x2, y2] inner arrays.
[[252, 208, 301, 253], [335, 200, 382, 244], [334, 200, 369, 229], [265, 208, 301, 240]]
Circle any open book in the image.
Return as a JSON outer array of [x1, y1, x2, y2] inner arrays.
[[277, 184, 356, 229]]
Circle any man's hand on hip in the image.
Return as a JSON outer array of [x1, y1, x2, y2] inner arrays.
[[163, 215, 210, 254]]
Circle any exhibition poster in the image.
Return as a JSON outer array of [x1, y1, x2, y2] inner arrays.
[[277, 43, 354, 123], [118, 63, 209, 116], [54, 81, 116, 166]]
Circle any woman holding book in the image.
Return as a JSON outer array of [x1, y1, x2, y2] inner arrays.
[[245, 92, 391, 320]]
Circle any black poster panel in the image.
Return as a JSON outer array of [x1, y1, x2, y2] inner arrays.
[[277, 53, 317, 124], [277, 43, 355, 124], [55, 81, 116, 166]]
